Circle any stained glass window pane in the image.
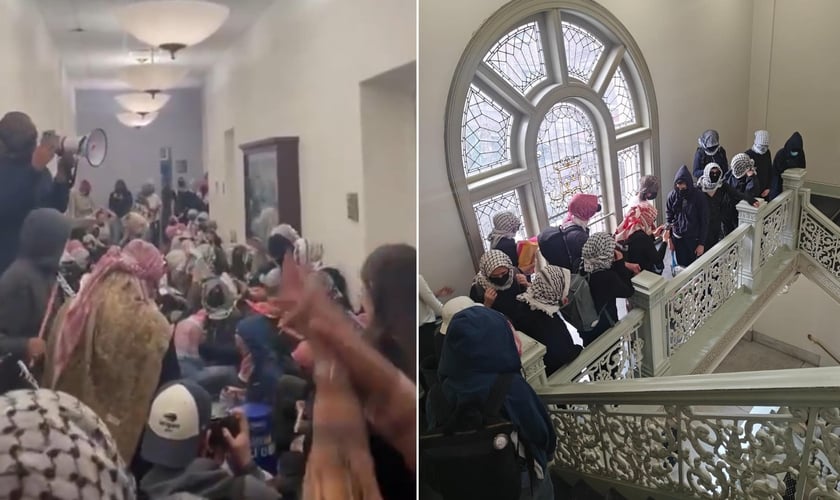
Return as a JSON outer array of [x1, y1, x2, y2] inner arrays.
[[617, 144, 642, 209], [536, 102, 602, 225], [461, 85, 513, 176], [484, 22, 547, 95], [603, 66, 636, 129], [473, 190, 527, 251], [562, 22, 604, 83]]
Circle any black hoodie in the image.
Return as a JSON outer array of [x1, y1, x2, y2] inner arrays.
[[769, 132, 806, 199], [0, 209, 70, 368], [666, 165, 709, 243]]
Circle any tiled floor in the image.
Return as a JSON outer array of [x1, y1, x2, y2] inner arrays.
[[714, 338, 816, 374]]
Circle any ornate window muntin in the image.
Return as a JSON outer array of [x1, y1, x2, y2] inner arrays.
[[445, 1, 660, 267]]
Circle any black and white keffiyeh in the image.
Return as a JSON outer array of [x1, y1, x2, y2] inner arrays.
[[731, 153, 755, 179], [270, 223, 300, 243], [517, 265, 570, 316], [0, 390, 135, 499], [698, 162, 724, 193], [474, 250, 515, 291], [487, 211, 521, 248], [582, 232, 615, 273], [752, 130, 770, 155], [294, 238, 324, 270]]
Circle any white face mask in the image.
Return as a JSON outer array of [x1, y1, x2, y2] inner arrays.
[[752, 144, 769, 155]]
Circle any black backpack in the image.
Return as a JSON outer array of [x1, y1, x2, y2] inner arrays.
[[420, 374, 523, 500], [538, 225, 585, 270]]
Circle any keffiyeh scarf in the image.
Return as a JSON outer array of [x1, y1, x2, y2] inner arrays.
[[752, 130, 770, 155], [517, 265, 570, 316], [731, 153, 755, 179], [0, 390, 135, 499], [294, 238, 324, 270], [581, 232, 615, 273], [271, 223, 300, 243], [614, 202, 658, 242], [699, 163, 723, 193], [487, 211, 521, 248], [473, 250, 515, 291]]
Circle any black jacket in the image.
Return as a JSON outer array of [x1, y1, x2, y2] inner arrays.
[[666, 166, 710, 244], [586, 259, 635, 325], [515, 311, 581, 375], [745, 148, 772, 197], [702, 183, 756, 246], [492, 237, 518, 267], [469, 279, 528, 329], [693, 146, 729, 179], [724, 169, 761, 199], [770, 132, 806, 200], [624, 230, 666, 274], [108, 190, 133, 218]]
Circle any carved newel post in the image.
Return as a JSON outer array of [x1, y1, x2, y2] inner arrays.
[[736, 201, 760, 288], [782, 168, 807, 248], [630, 271, 669, 377]]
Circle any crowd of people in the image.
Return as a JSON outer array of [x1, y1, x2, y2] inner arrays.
[[0, 110, 417, 499], [418, 128, 806, 500]]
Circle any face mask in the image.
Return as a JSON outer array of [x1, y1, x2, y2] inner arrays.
[[709, 171, 721, 183], [753, 144, 768, 155], [489, 272, 510, 286], [704, 146, 720, 156], [677, 188, 687, 198], [645, 192, 658, 201], [790, 151, 799, 157]]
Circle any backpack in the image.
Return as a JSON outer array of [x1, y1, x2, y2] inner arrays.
[[420, 374, 523, 500], [537, 226, 572, 269], [559, 273, 600, 333]]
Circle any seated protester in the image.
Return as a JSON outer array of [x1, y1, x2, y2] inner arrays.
[[693, 129, 728, 179], [139, 380, 281, 499], [539, 193, 600, 270], [469, 250, 529, 328], [236, 314, 286, 404], [173, 310, 209, 378], [487, 210, 522, 266], [769, 131, 806, 200], [426, 306, 556, 499], [0, 390, 136, 498], [516, 265, 582, 375], [121, 211, 150, 246], [44, 239, 175, 463], [745, 130, 772, 199], [666, 165, 710, 268], [726, 153, 762, 199], [580, 232, 635, 346], [698, 163, 758, 248], [199, 275, 243, 368], [615, 201, 666, 274]]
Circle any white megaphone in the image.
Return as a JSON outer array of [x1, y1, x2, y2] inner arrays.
[[57, 128, 108, 167]]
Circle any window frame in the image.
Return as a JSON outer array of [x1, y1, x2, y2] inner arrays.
[[444, 0, 661, 268]]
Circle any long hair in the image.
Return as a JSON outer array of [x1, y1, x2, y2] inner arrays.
[[360, 244, 416, 381]]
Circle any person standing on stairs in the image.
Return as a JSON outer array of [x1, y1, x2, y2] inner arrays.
[[745, 130, 772, 200], [698, 162, 759, 248], [693, 129, 728, 179], [487, 210, 523, 267], [538, 193, 600, 271], [665, 165, 710, 268], [769, 131, 806, 200], [579, 232, 635, 346], [469, 250, 529, 330]]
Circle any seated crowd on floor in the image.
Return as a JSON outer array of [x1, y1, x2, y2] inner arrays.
[[418, 128, 805, 500], [0, 111, 417, 499]]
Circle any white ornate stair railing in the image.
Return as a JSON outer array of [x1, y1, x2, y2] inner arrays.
[[546, 309, 645, 385], [538, 366, 840, 500], [737, 190, 795, 287], [799, 190, 840, 285]]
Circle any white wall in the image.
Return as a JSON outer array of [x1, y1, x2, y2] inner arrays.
[[747, 0, 840, 188], [204, 0, 416, 299], [753, 277, 840, 367], [0, 0, 75, 139], [418, 0, 754, 293], [75, 88, 204, 207], [361, 62, 417, 252]]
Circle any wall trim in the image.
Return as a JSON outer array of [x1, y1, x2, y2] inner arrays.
[[804, 180, 840, 199]]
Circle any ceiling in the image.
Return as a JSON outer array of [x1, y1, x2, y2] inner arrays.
[[34, 0, 276, 89]]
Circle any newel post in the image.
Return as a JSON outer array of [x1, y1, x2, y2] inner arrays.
[[782, 168, 807, 248], [737, 202, 761, 288], [630, 271, 669, 377]]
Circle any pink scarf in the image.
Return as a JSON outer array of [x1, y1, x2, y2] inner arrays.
[[564, 193, 600, 223], [51, 240, 166, 386]]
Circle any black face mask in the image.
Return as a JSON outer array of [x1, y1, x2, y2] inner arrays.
[[676, 188, 688, 198], [645, 192, 658, 201], [709, 171, 721, 183], [489, 272, 510, 286]]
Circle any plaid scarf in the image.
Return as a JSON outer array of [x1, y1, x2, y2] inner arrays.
[[473, 250, 515, 291], [582, 232, 615, 273], [487, 211, 520, 248], [614, 202, 657, 242], [517, 265, 570, 316]]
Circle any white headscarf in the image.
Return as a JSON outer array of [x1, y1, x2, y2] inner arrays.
[[517, 265, 570, 316], [487, 211, 521, 248], [270, 223, 300, 243], [752, 130, 770, 155]]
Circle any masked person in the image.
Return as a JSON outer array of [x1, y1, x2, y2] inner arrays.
[[699, 163, 759, 248], [769, 131, 806, 200], [615, 201, 665, 274], [538, 193, 600, 271], [469, 249, 529, 328], [726, 153, 761, 198], [665, 165, 710, 267], [693, 129, 728, 179], [516, 265, 582, 375], [580, 232, 635, 345], [487, 210, 522, 265], [0, 111, 73, 275], [745, 130, 772, 199]]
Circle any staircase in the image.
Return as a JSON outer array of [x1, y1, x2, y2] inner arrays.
[[520, 169, 840, 499]]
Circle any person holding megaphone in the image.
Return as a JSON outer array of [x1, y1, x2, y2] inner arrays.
[[0, 111, 76, 275]]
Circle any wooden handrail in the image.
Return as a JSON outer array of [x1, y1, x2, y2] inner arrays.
[[807, 334, 840, 365]]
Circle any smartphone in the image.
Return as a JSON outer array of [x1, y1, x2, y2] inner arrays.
[[208, 414, 240, 448]]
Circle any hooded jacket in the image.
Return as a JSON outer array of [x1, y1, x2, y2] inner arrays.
[[770, 132, 806, 199], [666, 165, 709, 243], [237, 315, 284, 403], [427, 307, 556, 472], [0, 208, 70, 354], [140, 458, 280, 500], [744, 148, 772, 197], [692, 130, 728, 179]]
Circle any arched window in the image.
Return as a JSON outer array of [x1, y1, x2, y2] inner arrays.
[[445, 0, 659, 265]]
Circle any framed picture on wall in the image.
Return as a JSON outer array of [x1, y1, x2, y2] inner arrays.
[[240, 137, 300, 242], [175, 159, 188, 174]]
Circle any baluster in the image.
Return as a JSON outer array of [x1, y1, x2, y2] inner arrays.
[[737, 202, 761, 288], [630, 271, 669, 376], [782, 168, 807, 248]]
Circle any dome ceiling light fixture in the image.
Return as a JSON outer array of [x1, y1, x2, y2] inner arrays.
[[118, 64, 189, 97], [117, 111, 159, 129], [113, 1, 230, 59], [115, 92, 171, 114]]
